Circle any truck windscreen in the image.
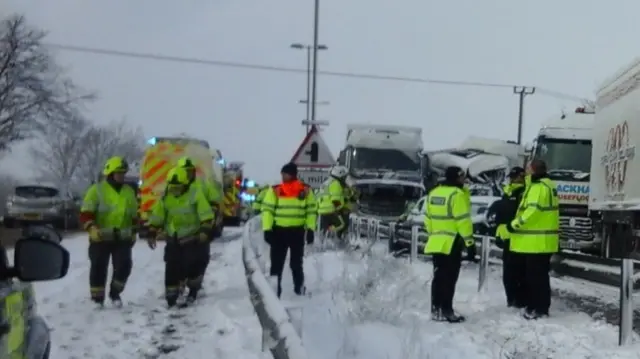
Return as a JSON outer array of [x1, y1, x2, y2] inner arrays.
[[535, 138, 591, 173], [352, 147, 420, 171]]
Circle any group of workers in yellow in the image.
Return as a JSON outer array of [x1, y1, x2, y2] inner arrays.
[[80, 155, 221, 308], [252, 163, 357, 297], [425, 159, 559, 323]]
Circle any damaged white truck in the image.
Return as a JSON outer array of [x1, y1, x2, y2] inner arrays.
[[337, 124, 429, 221]]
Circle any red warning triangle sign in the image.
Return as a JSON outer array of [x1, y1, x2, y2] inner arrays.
[[290, 126, 336, 168]]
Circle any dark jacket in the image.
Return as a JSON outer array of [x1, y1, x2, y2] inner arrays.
[[489, 183, 525, 226]]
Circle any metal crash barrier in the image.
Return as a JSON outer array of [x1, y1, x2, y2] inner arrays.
[[346, 214, 637, 347], [241, 216, 308, 359]]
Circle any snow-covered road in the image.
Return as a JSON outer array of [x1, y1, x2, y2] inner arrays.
[[273, 244, 640, 359], [33, 229, 266, 359]]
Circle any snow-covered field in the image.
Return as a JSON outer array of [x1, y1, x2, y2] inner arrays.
[[32, 229, 267, 359], [27, 228, 640, 359]]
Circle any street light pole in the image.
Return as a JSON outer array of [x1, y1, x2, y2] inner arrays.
[[305, 46, 311, 133], [290, 42, 328, 133], [310, 0, 320, 132]]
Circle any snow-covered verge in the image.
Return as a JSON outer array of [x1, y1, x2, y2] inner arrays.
[[271, 242, 640, 359], [242, 216, 307, 359]]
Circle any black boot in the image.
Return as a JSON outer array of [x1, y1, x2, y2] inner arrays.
[[523, 310, 548, 320], [431, 307, 444, 321], [91, 296, 104, 307], [109, 291, 123, 307], [441, 310, 466, 323], [294, 285, 306, 296], [166, 296, 178, 308]]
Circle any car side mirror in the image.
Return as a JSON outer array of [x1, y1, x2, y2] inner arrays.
[[13, 237, 69, 281]]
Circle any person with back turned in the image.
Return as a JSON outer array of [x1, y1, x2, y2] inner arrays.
[[424, 166, 475, 323], [506, 159, 559, 319], [261, 162, 317, 297], [489, 166, 527, 308]]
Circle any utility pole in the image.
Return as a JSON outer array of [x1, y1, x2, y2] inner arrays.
[[513, 86, 536, 145], [310, 0, 320, 131]]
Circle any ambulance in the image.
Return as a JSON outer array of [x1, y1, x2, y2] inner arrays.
[[138, 136, 225, 238]]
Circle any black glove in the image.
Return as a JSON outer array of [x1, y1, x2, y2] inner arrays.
[[506, 222, 515, 233], [305, 231, 314, 245], [464, 243, 477, 262], [264, 230, 273, 245]]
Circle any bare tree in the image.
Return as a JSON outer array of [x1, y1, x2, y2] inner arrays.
[[28, 116, 91, 191], [0, 14, 92, 152], [74, 119, 145, 187]]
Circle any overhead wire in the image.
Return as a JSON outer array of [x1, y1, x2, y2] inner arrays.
[[43, 42, 589, 102]]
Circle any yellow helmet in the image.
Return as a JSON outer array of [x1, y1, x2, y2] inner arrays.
[[103, 156, 129, 176], [177, 156, 195, 169], [166, 167, 189, 186]]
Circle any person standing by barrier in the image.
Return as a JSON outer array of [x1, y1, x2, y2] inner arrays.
[[489, 166, 526, 308], [424, 166, 475, 323], [317, 165, 350, 240], [261, 163, 317, 297], [507, 159, 559, 319]]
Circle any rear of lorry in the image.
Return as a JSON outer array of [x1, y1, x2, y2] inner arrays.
[[138, 139, 223, 239], [589, 58, 640, 258]]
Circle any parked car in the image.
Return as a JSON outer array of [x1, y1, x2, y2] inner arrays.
[[389, 194, 500, 253], [0, 225, 70, 359], [3, 185, 80, 229]]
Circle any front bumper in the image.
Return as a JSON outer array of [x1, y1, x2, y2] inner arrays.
[[5, 207, 63, 223]]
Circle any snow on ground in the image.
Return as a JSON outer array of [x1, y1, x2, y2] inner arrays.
[[32, 228, 267, 359], [272, 244, 640, 359]]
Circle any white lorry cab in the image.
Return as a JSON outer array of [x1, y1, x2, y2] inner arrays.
[[529, 107, 595, 252], [338, 124, 427, 221], [589, 58, 640, 258]]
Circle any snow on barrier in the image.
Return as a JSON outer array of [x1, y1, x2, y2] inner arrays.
[[241, 216, 308, 359]]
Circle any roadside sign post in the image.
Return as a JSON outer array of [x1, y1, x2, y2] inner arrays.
[[619, 258, 634, 346], [289, 126, 336, 190]]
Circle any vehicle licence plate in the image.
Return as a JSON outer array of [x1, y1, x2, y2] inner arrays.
[[21, 213, 41, 220]]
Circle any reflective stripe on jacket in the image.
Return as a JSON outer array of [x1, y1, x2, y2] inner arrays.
[[509, 177, 559, 254], [423, 184, 473, 255], [147, 186, 214, 238], [81, 181, 138, 238], [317, 179, 345, 215], [261, 182, 317, 231]]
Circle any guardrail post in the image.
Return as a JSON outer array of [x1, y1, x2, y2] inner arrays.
[[286, 305, 304, 343], [619, 258, 634, 346], [410, 225, 418, 264], [477, 236, 491, 292], [356, 217, 363, 240]]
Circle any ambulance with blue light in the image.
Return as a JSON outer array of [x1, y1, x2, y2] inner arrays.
[[529, 106, 596, 252]]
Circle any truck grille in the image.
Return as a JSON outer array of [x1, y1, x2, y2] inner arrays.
[[357, 201, 406, 218], [559, 216, 593, 241]]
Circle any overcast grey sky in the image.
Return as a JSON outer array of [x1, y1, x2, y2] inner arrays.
[[3, 0, 635, 182]]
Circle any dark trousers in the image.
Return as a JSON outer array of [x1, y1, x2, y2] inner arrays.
[[320, 212, 349, 238], [197, 241, 211, 282], [164, 239, 208, 302], [269, 227, 305, 292], [89, 241, 133, 300], [501, 239, 527, 306], [522, 253, 552, 314], [431, 243, 462, 313]]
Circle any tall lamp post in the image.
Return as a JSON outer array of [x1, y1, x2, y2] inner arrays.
[[290, 43, 327, 132]]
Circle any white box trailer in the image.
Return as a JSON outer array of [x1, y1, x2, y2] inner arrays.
[[589, 58, 640, 258]]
